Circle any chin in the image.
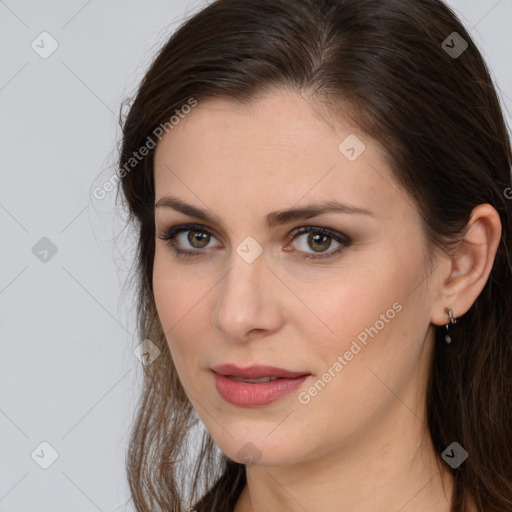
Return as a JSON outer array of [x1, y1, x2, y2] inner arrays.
[[213, 434, 303, 467]]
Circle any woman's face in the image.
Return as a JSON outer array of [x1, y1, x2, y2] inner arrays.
[[152, 89, 443, 466]]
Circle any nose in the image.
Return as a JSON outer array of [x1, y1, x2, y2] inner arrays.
[[212, 249, 284, 342]]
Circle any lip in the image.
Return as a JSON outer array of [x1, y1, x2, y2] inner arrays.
[[211, 364, 311, 407], [212, 363, 309, 379]]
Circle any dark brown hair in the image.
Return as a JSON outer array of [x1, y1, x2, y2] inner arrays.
[[117, 0, 512, 510]]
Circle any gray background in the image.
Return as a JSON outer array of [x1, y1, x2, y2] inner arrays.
[[0, 1, 511, 511]]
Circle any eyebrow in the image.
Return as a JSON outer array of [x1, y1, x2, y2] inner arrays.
[[154, 196, 375, 228]]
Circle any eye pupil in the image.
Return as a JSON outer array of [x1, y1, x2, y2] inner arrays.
[[188, 230, 209, 248], [308, 232, 331, 252]]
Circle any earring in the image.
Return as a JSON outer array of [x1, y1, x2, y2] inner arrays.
[[444, 307, 457, 344]]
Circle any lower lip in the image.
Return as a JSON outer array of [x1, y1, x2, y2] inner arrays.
[[213, 372, 310, 407]]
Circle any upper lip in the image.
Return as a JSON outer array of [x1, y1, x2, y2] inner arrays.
[[212, 364, 310, 379]]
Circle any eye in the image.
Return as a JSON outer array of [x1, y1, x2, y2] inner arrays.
[[287, 226, 352, 260], [157, 223, 352, 260], [157, 223, 220, 257]]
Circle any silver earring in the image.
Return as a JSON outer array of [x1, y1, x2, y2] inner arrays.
[[444, 307, 457, 344]]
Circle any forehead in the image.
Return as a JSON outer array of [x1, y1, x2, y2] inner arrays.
[[155, 90, 369, 162], [153, 90, 408, 224]]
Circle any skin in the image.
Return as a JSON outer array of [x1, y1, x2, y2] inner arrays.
[[152, 89, 500, 512]]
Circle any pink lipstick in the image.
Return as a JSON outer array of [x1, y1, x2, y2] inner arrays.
[[212, 364, 310, 407]]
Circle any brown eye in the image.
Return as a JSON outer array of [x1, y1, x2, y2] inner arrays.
[[307, 232, 332, 253], [290, 226, 352, 260], [158, 224, 351, 261], [187, 230, 210, 249], [157, 224, 221, 257]]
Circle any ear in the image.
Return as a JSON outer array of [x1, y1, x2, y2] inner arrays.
[[430, 203, 502, 326]]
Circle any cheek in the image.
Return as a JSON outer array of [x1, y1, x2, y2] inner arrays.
[[152, 252, 201, 369], [290, 273, 426, 451], [153, 252, 178, 330], [296, 242, 427, 379], [294, 259, 407, 342]]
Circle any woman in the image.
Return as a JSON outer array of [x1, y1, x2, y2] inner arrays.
[[117, 0, 512, 510]]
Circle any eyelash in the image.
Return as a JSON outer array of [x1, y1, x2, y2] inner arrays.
[[157, 223, 352, 261]]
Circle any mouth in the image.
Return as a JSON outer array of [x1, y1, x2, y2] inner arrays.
[[212, 363, 310, 380], [211, 363, 311, 407], [229, 376, 281, 383]]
